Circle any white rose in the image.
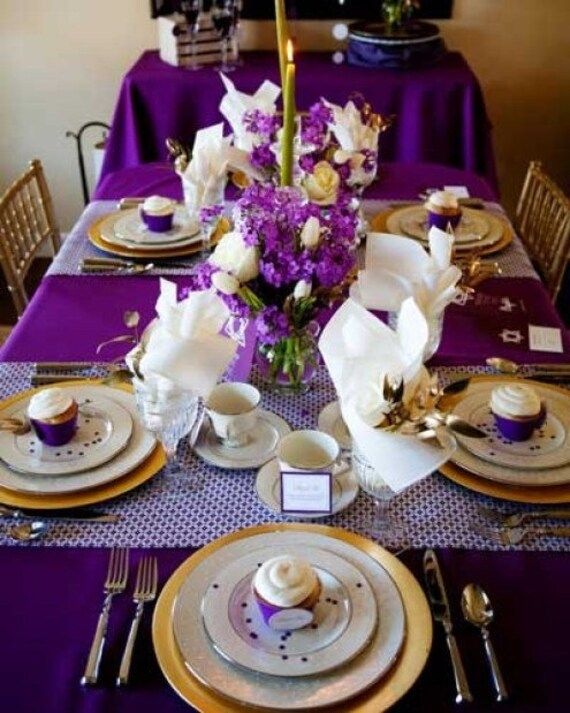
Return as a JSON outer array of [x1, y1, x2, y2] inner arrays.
[[209, 230, 259, 282], [212, 271, 240, 295], [293, 279, 312, 300], [303, 161, 340, 206], [300, 216, 320, 249]]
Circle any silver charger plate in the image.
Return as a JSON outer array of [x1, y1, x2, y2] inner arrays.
[[318, 400, 352, 450], [171, 530, 406, 710], [256, 458, 359, 519], [0, 386, 156, 494], [100, 208, 200, 251], [194, 410, 291, 470], [453, 382, 570, 471], [0, 392, 132, 476], [201, 545, 377, 677]]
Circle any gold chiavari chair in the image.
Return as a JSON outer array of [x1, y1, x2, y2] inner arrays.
[[515, 160, 570, 302], [0, 159, 61, 318]]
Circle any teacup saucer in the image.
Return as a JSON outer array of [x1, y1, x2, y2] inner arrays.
[[317, 401, 352, 450], [256, 458, 359, 518], [194, 410, 291, 470]]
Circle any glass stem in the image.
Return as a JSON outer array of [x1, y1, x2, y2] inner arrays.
[[371, 496, 392, 528]]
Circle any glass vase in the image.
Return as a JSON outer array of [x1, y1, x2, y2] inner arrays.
[[256, 327, 319, 394]]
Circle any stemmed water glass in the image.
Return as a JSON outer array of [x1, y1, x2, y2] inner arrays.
[[133, 379, 203, 497], [212, 0, 237, 73], [180, 0, 202, 70]]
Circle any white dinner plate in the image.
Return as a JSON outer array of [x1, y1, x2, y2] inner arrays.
[[453, 382, 570, 471], [318, 400, 352, 450], [172, 530, 406, 710], [194, 410, 291, 470], [201, 545, 377, 677], [0, 386, 156, 494], [256, 458, 359, 518], [99, 208, 200, 251]]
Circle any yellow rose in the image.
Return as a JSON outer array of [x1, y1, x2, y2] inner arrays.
[[303, 161, 340, 206]]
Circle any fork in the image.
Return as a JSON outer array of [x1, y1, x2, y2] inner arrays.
[[81, 547, 129, 685], [472, 522, 570, 545], [116, 556, 158, 687], [478, 506, 570, 529]]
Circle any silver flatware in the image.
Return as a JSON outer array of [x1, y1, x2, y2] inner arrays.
[[116, 555, 158, 686], [472, 522, 570, 545], [461, 584, 508, 702], [8, 520, 48, 541], [486, 357, 570, 376], [423, 549, 473, 703], [83, 257, 194, 270], [80, 262, 155, 275], [0, 504, 120, 523], [31, 374, 94, 386], [478, 506, 570, 529], [33, 361, 101, 372], [81, 547, 129, 686]]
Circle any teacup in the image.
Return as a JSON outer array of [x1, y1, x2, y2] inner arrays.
[[206, 382, 260, 448], [277, 430, 340, 474]]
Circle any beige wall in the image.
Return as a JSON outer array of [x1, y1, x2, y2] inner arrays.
[[1, 0, 568, 231]]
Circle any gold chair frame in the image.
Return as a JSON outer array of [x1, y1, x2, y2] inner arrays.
[[515, 160, 570, 302], [0, 159, 60, 317]]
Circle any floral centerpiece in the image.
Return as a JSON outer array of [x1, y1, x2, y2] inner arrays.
[[185, 183, 360, 391]]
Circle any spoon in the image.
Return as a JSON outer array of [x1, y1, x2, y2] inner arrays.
[[487, 357, 570, 375], [8, 521, 48, 542], [461, 583, 508, 702]]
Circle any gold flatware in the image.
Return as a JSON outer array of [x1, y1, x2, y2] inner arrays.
[[0, 416, 30, 435], [461, 584, 508, 702], [118, 197, 145, 210], [81, 547, 129, 686], [472, 522, 570, 545], [80, 262, 155, 275], [486, 357, 570, 375], [478, 505, 570, 529], [117, 556, 158, 686]]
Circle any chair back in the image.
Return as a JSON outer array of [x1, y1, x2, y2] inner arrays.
[[0, 160, 60, 317], [515, 160, 570, 301]]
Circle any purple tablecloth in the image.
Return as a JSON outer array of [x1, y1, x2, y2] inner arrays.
[[100, 51, 498, 191], [2, 546, 567, 713], [94, 161, 498, 203]]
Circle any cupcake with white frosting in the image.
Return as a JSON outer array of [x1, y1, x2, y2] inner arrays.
[[28, 387, 78, 446], [139, 195, 176, 233], [425, 190, 462, 231], [490, 383, 546, 441], [252, 555, 321, 631]]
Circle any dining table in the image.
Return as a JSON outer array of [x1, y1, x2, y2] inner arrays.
[[0, 160, 568, 713], [100, 51, 498, 192]]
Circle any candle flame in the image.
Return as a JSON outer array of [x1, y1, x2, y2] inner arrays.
[[286, 39, 294, 63]]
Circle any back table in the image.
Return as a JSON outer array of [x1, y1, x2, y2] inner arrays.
[[0, 162, 568, 713]]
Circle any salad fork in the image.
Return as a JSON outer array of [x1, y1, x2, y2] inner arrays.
[[81, 547, 129, 685], [116, 556, 158, 686], [472, 522, 570, 545], [478, 506, 570, 529]]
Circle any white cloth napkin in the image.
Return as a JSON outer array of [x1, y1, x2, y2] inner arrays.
[[128, 278, 237, 399], [177, 124, 262, 219], [324, 99, 379, 154], [219, 73, 281, 152], [319, 297, 455, 492], [357, 227, 462, 319]]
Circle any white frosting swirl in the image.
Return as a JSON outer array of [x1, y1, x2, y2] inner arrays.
[[491, 384, 541, 418], [142, 195, 175, 216], [254, 556, 318, 607], [427, 190, 459, 210], [28, 387, 74, 421]]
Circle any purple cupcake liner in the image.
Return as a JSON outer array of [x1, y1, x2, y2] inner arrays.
[[493, 405, 546, 442], [427, 210, 462, 231], [140, 209, 174, 233], [30, 412, 78, 447], [253, 590, 315, 631]]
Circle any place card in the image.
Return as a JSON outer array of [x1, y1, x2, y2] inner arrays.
[[444, 185, 471, 198], [528, 325, 564, 353], [280, 471, 333, 514]]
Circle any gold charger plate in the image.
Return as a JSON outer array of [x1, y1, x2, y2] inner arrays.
[[152, 523, 433, 713], [439, 376, 570, 504], [88, 213, 228, 260], [370, 208, 513, 256], [0, 380, 165, 509]]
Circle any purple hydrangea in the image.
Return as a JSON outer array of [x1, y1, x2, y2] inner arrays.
[[242, 109, 280, 139], [250, 142, 276, 171], [199, 204, 224, 224], [255, 305, 290, 345]]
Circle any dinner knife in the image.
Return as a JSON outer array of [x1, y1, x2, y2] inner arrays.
[[0, 505, 119, 523], [423, 549, 473, 703]]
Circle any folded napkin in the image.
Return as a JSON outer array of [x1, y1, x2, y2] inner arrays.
[[177, 124, 262, 219], [319, 297, 455, 491], [128, 278, 237, 399], [357, 227, 462, 320], [219, 73, 281, 152], [324, 99, 379, 154]]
